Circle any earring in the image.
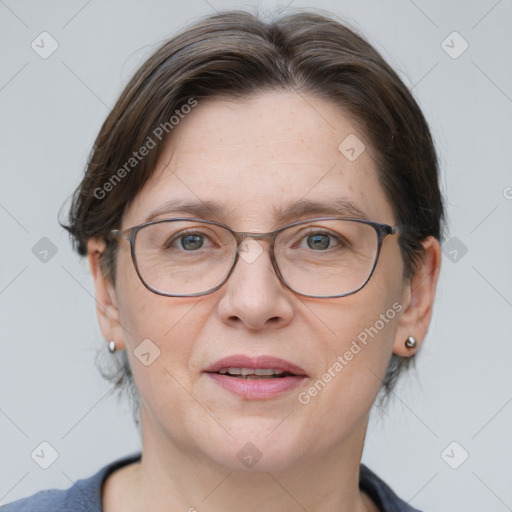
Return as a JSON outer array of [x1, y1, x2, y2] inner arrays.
[[405, 336, 417, 349], [108, 340, 117, 353]]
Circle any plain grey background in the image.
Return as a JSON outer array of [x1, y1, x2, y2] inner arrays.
[[1, 0, 511, 510]]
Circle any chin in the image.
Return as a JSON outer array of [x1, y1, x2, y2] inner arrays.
[[199, 421, 308, 473], [212, 446, 303, 473]]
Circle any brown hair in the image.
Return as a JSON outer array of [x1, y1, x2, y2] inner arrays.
[[62, 9, 444, 421]]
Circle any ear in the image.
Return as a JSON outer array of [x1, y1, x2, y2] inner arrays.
[[393, 236, 442, 357], [87, 238, 126, 351]]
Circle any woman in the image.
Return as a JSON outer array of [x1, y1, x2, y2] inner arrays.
[[4, 9, 442, 512]]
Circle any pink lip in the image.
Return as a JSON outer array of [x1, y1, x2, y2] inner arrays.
[[206, 373, 306, 399], [203, 354, 308, 400]]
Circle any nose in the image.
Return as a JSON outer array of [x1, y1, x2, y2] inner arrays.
[[216, 238, 294, 330]]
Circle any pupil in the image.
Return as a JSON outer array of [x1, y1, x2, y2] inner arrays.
[[307, 234, 330, 250], [181, 234, 203, 250]]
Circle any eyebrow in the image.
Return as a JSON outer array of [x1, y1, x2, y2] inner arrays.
[[143, 197, 369, 225], [144, 199, 234, 223], [274, 198, 369, 223]]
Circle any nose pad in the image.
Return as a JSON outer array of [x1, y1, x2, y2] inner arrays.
[[236, 237, 265, 265]]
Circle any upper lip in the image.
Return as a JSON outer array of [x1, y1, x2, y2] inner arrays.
[[203, 354, 308, 376]]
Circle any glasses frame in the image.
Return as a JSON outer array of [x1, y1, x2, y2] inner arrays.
[[109, 216, 398, 299]]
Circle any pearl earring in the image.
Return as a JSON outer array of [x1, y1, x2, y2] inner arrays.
[[108, 340, 116, 353], [405, 336, 417, 349]]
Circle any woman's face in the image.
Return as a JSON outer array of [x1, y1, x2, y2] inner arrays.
[[93, 91, 429, 471]]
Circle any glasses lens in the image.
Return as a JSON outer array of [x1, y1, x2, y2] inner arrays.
[[134, 220, 237, 295], [275, 219, 379, 297]]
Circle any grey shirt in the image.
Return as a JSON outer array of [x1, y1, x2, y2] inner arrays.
[[1, 453, 421, 511]]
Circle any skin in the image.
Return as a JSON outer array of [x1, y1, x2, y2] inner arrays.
[[88, 91, 441, 512]]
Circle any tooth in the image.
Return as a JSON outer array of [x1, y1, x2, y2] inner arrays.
[[254, 369, 276, 376], [221, 367, 289, 377]]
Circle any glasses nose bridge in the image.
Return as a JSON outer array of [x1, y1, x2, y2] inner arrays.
[[226, 228, 285, 294], [230, 228, 280, 268], [231, 229, 277, 248]]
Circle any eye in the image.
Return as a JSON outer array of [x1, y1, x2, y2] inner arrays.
[[299, 231, 343, 251], [180, 234, 204, 251], [306, 233, 331, 250], [164, 231, 212, 251]]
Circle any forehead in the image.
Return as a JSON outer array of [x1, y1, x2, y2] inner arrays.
[[123, 91, 395, 229]]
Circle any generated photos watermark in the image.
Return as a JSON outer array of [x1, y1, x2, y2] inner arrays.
[[94, 97, 198, 200], [297, 301, 403, 405]]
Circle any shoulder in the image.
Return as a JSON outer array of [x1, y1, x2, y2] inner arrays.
[[1, 453, 142, 512], [1, 487, 69, 512], [359, 464, 422, 512]]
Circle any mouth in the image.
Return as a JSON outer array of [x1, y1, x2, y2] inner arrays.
[[203, 355, 308, 399], [203, 354, 307, 377], [213, 367, 297, 379]]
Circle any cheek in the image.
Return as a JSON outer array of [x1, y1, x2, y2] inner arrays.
[[114, 280, 209, 436], [322, 296, 398, 377], [115, 247, 182, 339], [304, 248, 405, 406], [114, 249, 204, 384], [295, 302, 398, 443]]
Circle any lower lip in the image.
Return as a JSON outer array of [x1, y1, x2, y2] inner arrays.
[[205, 373, 306, 399]]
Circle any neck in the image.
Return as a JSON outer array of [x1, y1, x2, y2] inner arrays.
[[113, 411, 374, 512]]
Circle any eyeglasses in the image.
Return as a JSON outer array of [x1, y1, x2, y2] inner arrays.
[[109, 217, 398, 299]]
